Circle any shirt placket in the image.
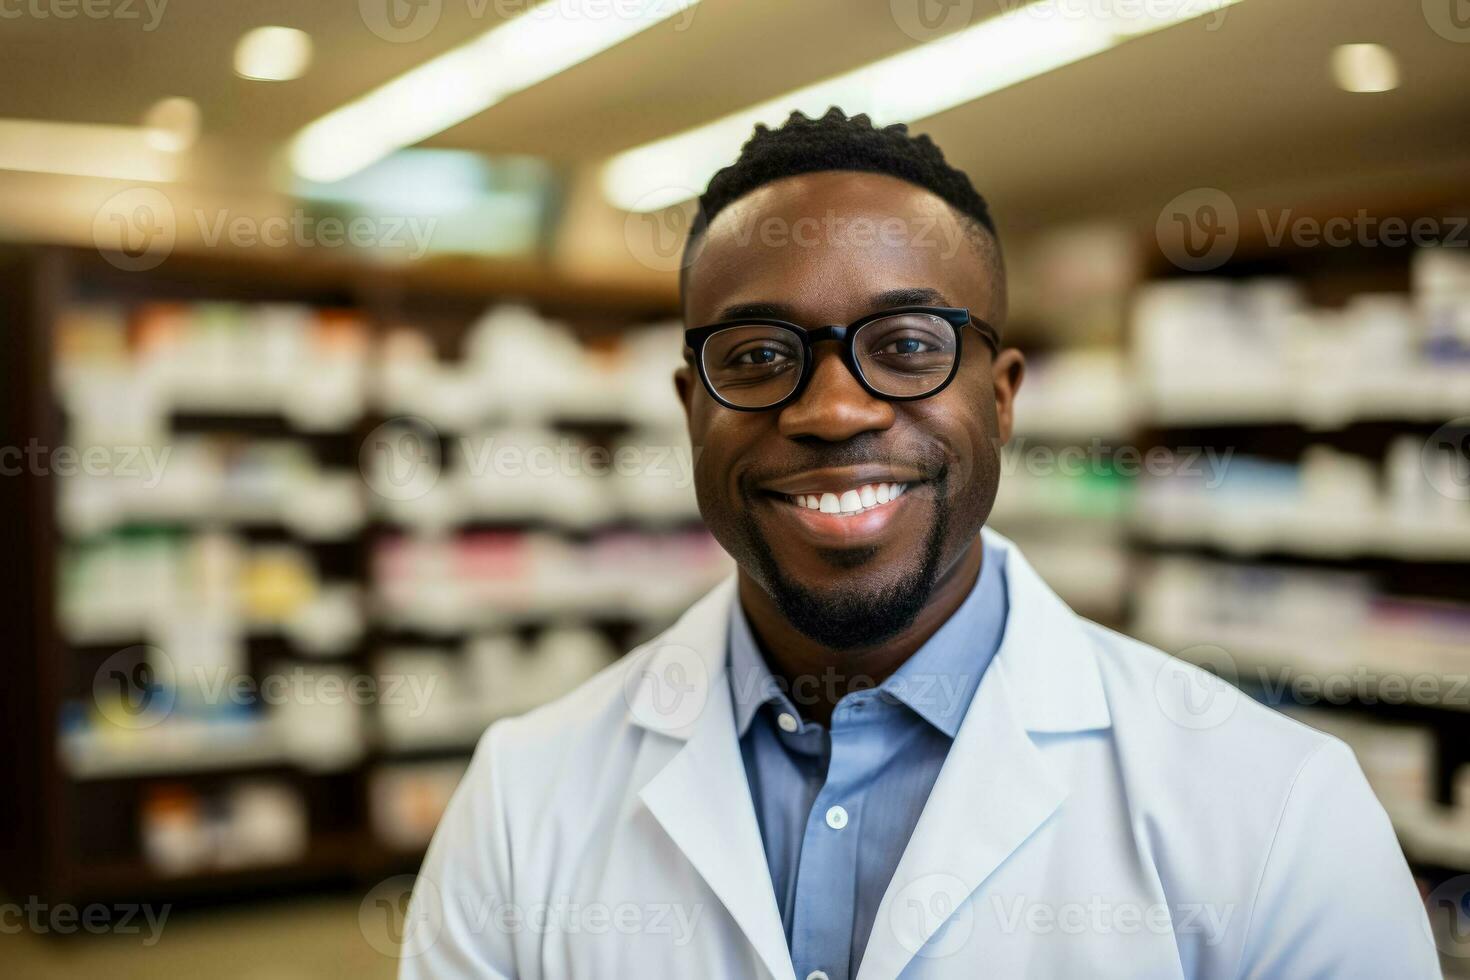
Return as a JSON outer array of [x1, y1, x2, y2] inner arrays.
[[787, 694, 881, 980]]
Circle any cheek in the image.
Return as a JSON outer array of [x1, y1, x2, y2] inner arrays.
[[907, 390, 997, 496], [688, 405, 762, 503]]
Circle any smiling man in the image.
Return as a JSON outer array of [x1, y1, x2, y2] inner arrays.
[[404, 109, 1438, 979]]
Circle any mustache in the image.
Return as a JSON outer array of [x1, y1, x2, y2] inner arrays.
[[739, 437, 951, 491]]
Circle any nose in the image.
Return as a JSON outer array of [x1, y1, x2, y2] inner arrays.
[[776, 344, 895, 442]]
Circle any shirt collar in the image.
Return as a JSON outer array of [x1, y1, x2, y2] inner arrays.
[[727, 535, 1009, 740]]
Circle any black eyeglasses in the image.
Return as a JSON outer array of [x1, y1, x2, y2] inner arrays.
[[684, 306, 997, 412]]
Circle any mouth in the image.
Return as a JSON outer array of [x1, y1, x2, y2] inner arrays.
[[780, 481, 910, 518], [753, 467, 926, 547]]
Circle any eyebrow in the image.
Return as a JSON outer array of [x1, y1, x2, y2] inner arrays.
[[712, 287, 954, 324]]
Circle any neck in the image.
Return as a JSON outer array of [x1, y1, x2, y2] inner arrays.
[[736, 535, 985, 727]]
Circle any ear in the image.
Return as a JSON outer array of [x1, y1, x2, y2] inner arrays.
[[990, 347, 1025, 445], [674, 357, 695, 426]]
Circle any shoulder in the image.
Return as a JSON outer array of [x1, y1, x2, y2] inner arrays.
[[459, 578, 735, 818], [1074, 620, 1404, 906], [1080, 618, 1345, 788]]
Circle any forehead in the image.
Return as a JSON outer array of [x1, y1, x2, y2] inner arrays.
[[684, 170, 993, 324]]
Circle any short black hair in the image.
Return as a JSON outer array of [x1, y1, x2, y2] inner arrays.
[[680, 106, 1002, 289]]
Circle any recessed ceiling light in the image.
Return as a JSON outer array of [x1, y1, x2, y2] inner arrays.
[[289, 0, 704, 184], [142, 96, 201, 153], [1330, 43, 1398, 93], [602, 0, 1247, 211], [235, 26, 313, 82]]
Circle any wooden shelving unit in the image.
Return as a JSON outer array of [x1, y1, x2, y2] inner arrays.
[[0, 244, 684, 907], [1128, 203, 1470, 879]]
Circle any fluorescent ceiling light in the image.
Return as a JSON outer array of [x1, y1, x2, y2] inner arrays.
[[235, 26, 314, 82], [0, 119, 177, 182], [290, 0, 704, 184], [603, 0, 1247, 212], [143, 96, 201, 153], [1330, 43, 1398, 94]]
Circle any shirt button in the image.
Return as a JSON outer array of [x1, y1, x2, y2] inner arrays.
[[825, 805, 848, 830], [806, 972, 831, 980], [777, 712, 799, 733]]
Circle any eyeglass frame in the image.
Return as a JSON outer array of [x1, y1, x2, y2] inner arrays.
[[683, 305, 998, 413]]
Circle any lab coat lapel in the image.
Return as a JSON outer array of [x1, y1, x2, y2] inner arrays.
[[633, 580, 796, 980], [856, 531, 1113, 980]]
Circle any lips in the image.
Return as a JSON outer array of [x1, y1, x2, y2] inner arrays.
[[753, 466, 924, 548]]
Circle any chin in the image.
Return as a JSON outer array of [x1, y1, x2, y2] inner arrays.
[[750, 515, 950, 652]]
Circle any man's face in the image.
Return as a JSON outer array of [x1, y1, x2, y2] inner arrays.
[[676, 171, 1022, 651]]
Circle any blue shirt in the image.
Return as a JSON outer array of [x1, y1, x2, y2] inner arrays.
[[727, 537, 1009, 980]]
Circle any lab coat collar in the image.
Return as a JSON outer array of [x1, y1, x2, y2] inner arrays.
[[632, 527, 1112, 980]]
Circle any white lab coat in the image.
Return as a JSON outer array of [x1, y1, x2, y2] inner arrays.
[[402, 529, 1440, 979]]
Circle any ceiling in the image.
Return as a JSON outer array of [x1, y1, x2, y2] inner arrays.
[[1, 0, 1467, 236]]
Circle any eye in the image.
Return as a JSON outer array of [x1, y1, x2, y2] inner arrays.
[[732, 345, 791, 366], [878, 336, 938, 356]]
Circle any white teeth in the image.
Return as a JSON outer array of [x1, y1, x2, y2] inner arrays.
[[788, 482, 914, 517]]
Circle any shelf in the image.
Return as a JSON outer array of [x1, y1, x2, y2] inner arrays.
[[1390, 801, 1470, 873], [1143, 378, 1470, 430], [67, 829, 375, 903], [1137, 620, 1470, 714], [1134, 510, 1470, 562], [61, 724, 362, 781], [62, 725, 290, 780]]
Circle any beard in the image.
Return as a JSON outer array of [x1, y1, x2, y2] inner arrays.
[[739, 470, 952, 650]]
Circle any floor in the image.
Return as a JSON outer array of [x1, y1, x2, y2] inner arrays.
[[1, 892, 398, 980]]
